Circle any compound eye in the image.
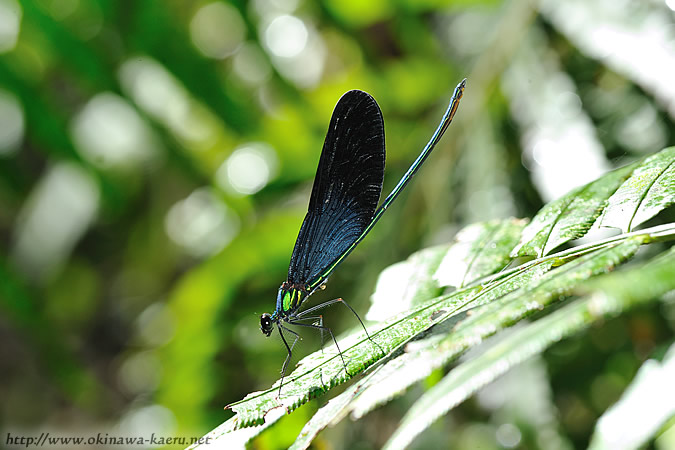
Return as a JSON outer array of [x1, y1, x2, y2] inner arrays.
[[260, 313, 273, 336]]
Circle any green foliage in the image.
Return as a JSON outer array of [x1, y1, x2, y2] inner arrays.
[[197, 147, 675, 448], [600, 147, 675, 233], [512, 162, 638, 258], [2, 1, 675, 449]]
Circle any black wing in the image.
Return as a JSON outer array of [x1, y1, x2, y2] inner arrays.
[[287, 90, 385, 286]]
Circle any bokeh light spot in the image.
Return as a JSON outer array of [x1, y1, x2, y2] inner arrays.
[[165, 188, 240, 257], [71, 92, 161, 169], [0, 88, 24, 156], [232, 42, 272, 86], [216, 143, 278, 195], [0, 0, 21, 53], [137, 302, 176, 348], [496, 423, 522, 448], [190, 2, 245, 59], [261, 15, 325, 88], [48, 0, 79, 21], [12, 163, 99, 280], [119, 58, 188, 125], [119, 56, 222, 150], [615, 103, 667, 153], [119, 405, 175, 438], [118, 351, 161, 395], [264, 15, 308, 58]]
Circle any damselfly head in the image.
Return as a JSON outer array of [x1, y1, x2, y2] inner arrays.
[[260, 313, 274, 336]]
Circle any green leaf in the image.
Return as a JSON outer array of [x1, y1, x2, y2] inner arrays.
[[208, 224, 674, 447], [280, 257, 558, 448], [280, 237, 652, 450], [289, 383, 358, 450], [225, 285, 483, 427], [366, 243, 450, 321], [189, 416, 272, 449], [385, 242, 675, 450], [600, 147, 675, 232], [434, 218, 527, 288], [513, 162, 638, 258], [196, 144, 675, 448], [367, 218, 526, 321], [350, 238, 642, 422]]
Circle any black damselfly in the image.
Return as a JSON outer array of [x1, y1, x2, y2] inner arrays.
[[261, 79, 466, 396]]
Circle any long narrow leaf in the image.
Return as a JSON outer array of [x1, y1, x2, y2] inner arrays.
[[286, 254, 581, 446], [513, 162, 637, 257], [435, 218, 526, 288], [600, 146, 675, 232], [195, 143, 675, 448], [351, 238, 643, 421], [224, 285, 483, 426], [368, 218, 526, 321], [220, 247, 556, 443], [384, 241, 675, 450], [367, 244, 449, 321]]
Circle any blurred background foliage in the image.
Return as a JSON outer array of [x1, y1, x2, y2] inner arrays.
[[0, 0, 674, 448]]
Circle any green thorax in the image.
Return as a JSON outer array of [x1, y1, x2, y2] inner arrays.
[[275, 282, 309, 316]]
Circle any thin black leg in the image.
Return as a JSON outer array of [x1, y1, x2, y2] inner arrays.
[[292, 315, 325, 351], [276, 325, 300, 398], [280, 324, 301, 352], [289, 320, 352, 377], [297, 298, 384, 355]]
